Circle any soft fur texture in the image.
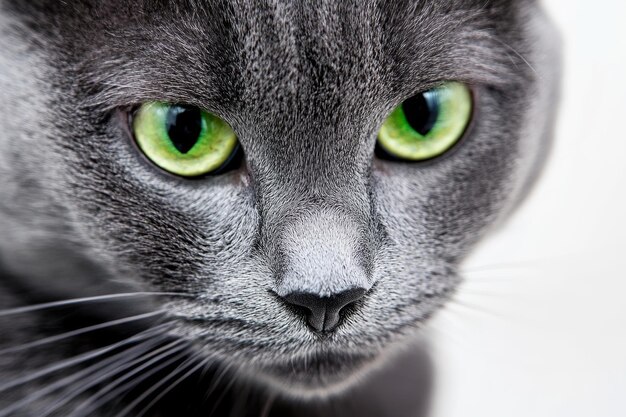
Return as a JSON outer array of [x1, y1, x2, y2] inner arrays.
[[0, 1, 560, 416]]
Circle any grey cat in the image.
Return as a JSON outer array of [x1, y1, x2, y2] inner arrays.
[[0, 1, 560, 416]]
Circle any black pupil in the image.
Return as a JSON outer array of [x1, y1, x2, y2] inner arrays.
[[165, 106, 203, 154], [402, 90, 440, 136]]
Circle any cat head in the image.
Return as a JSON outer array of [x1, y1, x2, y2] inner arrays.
[[0, 0, 559, 395]]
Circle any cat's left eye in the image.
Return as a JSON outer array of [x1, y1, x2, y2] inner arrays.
[[376, 81, 473, 161], [132, 102, 239, 177]]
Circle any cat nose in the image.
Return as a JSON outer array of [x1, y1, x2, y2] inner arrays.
[[270, 209, 373, 332], [281, 288, 367, 332]]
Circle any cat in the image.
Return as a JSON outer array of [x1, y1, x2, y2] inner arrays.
[[0, 1, 560, 416]]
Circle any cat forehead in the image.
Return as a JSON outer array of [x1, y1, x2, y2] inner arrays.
[[10, 0, 527, 116], [17, 0, 518, 23], [15, 0, 524, 64]]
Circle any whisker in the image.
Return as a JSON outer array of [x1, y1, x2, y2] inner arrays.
[[43, 337, 184, 417], [427, 309, 476, 348], [0, 334, 167, 417], [134, 357, 210, 417], [0, 322, 171, 394], [460, 275, 519, 284], [446, 298, 508, 320], [0, 292, 191, 317], [71, 347, 190, 417], [493, 37, 538, 77], [202, 362, 233, 403], [209, 369, 239, 417], [456, 287, 513, 298], [229, 378, 252, 417], [459, 256, 566, 274], [0, 310, 166, 356], [114, 354, 205, 417], [259, 393, 276, 417]]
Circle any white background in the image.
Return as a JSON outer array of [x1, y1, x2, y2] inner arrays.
[[431, 1, 626, 416]]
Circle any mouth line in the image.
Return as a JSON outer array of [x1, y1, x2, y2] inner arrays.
[[171, 310, 425, 359], [172, 313, 365, 346]]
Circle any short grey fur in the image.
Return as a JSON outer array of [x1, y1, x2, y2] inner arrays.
[[0, 1, 560, 416]]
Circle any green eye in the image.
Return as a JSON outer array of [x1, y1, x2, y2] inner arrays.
[[132, 102, 238, 177], [377, 82, 472, 161]]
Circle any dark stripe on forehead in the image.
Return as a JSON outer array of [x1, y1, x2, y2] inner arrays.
[[230, 0, 386, 116]]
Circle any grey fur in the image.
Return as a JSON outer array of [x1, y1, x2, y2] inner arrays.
[[0, 0, 560, 416]]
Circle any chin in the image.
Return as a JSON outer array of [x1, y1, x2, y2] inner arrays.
[[184, 332, 385, 399], [252, 351, 378, 398]]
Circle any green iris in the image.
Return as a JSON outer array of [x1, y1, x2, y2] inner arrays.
[[377, 82, 472, 161], [133, 102, 238, 177]]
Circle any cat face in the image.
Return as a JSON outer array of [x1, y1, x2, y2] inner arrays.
[[0, 0, 559, 394]]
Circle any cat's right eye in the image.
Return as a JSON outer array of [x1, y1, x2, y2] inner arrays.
[[132, 102, 239, 177]]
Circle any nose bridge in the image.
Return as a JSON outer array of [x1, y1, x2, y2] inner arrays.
[[274, 208, 373, 297], [248, 118, 376, 322], [246, 112, 376, 332], [253, 121, 374, 258]]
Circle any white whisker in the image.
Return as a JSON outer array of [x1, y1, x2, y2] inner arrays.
[[493, 37, 538, 77], [0, 310, 166, 356], [0, 335, 166, 417], [208, 369, 239, 417], [71, 348, 190, 417], [0, 323, 171, 394], [114, 354, 204, 417], [0, 292, 191, 317], [446, 298, 507, 320], [259, 393, 276, 417], [45, 338, 185, 417], [202, 362, 232, 403], [135, 357, 210, 417]]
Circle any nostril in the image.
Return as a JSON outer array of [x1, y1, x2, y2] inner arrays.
[[281, 287, 367, 333]]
